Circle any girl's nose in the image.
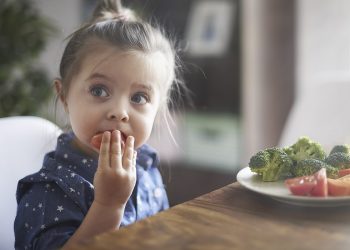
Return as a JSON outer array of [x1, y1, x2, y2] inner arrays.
[[107, 107, 129, 122]]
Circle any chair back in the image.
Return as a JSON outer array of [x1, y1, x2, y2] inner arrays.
[[0, 116, 62, 249]]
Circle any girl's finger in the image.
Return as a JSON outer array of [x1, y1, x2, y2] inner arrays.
[[98, 131, 111, 170], [111, 130, 122, 169], [123, 136, 134, 169], [132, 150, 137, 170]]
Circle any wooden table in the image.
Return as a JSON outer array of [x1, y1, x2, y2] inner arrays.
[[70, 182, 350, 250]]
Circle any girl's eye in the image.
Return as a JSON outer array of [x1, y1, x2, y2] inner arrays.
[[131, 93, 149, 105], [90, 86, 109, 97]]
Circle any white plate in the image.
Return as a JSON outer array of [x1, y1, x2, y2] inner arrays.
[[236, 167, 350, 207]]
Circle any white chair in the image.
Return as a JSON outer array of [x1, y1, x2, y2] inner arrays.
[[279, 79, 350, 153], [0, 116, 62, 249]]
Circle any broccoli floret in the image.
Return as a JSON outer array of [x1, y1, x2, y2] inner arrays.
[[329, 144, 350, 156], [249, 147, 293, 182], [293, 158, 338, 178], [249, 150, 269, 175], [325, 152, 350, 170], [283, 136, 326, 164]]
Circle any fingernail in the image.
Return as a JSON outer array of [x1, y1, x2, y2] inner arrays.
[[104, 131, 110, 138]]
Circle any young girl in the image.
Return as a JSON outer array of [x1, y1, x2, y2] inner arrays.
[[14, 0, 183, 249]]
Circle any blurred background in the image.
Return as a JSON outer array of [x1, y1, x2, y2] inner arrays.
[[2, 0, 350, 206]]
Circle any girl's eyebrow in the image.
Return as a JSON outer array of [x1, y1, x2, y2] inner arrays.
[[87, 72, 154, 92], [86, 73, 112, 82], [134, 83, 154, 93]]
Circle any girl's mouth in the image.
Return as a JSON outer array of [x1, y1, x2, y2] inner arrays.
[[90, 130, 127, 151]]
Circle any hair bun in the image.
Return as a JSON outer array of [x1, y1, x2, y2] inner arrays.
[[91, 0, 138, 23]]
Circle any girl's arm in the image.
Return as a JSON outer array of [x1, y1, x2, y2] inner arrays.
[[62, 131, 137, 248]]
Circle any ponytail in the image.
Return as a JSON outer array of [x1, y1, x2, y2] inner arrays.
[[91, 0, 138, 23]]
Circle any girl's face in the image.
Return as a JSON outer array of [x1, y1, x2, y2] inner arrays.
[[58, 42, 168, 155]]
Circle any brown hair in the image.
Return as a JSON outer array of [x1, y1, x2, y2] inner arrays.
[[56, 0, 185, 132]]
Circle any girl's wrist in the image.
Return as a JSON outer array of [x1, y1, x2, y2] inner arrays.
[[62, 199, 126, 248], [91, 200, 126, 212]]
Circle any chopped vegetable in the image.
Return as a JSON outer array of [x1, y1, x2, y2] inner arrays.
[[325, 152, 350, 170], [293, 158, 338, 179], [338, 168, 350, 178], [327, 175, 350, 196], [329, 144, 350, 155], [283, 136, 326, 165], [285, 168, 327, 197], [248, 147, 293, 182]]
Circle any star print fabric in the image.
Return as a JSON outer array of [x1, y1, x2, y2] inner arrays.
[[14, 133, 169, 250]]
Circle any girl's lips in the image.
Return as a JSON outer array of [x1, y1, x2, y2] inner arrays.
[[90, 131, 127, 150]]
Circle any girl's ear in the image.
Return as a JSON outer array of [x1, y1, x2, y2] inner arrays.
[[54, 79, 68, 111]]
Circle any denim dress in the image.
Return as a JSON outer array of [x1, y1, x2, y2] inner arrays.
[[14, 133, 169, 250]]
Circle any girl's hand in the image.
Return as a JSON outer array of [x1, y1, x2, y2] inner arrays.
[[93, 130, 137, 208]]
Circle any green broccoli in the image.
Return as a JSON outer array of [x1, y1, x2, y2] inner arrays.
[[293, 158, 338, 178], [249, 147, 293, 182], [283, 136, 326, 164], [325, 152, 350, 170], [329, 144, 350, 155]]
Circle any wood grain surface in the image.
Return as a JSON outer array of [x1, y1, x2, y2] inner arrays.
[[68, 182, 350, 250]]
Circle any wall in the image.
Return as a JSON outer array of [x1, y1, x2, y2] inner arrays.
[[278, 0, 350, 149], [33, 0, 82, 123], [34, 0, 82, 79], [297, 0, 350, 93]]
